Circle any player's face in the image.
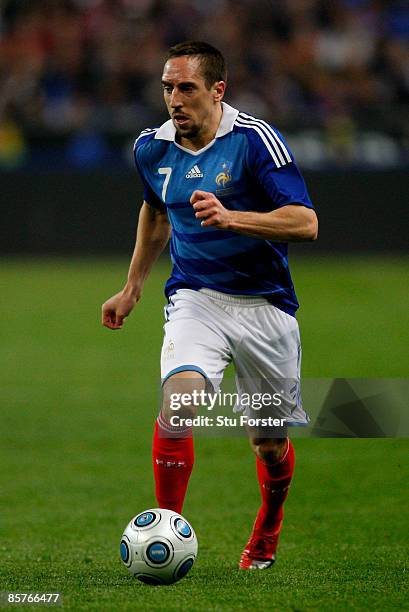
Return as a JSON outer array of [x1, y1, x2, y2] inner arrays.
[[162, 56, 225, 142]]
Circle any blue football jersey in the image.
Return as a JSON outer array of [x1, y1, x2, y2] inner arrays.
[[133, 102, 313, 316]]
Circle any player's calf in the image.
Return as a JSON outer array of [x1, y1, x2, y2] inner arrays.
[[161, 370, 206, 424], [240, 438, 295, 570], [250, 436, 288, 465], [152, 370, 206, 514]]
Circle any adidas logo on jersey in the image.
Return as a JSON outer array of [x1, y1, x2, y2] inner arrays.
[[186, 165, 204, 178]]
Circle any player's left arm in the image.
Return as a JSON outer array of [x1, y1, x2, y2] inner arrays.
[[190, 191, 318, 242], [191, 126, 318, 241]]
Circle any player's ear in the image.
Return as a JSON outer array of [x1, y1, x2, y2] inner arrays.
[[213, 80, 226, 102]]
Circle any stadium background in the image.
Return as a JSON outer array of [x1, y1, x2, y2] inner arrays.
[[1, 1, 408, 610]]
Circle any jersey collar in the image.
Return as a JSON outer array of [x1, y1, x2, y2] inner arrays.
[[154, 102, 239, 142]]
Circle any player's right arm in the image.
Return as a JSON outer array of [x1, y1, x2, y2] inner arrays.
[[102, 202, 170, 330]]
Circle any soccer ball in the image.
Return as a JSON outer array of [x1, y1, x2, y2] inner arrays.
[[120, 508, 198, 585]]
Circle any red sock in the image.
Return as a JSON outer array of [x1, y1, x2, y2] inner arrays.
[[152, 419, 194, 514], [254, 439, 295, 536]]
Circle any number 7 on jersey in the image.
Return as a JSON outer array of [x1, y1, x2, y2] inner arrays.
[[158, 167, 172, 202]]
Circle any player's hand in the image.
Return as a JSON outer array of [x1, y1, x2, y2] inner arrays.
[[101, 288, 140, 330], [190, 190, 232, 230]]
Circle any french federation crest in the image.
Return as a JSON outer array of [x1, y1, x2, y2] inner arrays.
[[215, 162, 232, 189]]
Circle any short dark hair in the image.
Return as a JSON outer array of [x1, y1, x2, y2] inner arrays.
[[166, 41, 227, 89]]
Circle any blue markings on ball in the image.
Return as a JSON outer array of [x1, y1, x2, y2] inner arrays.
[[175, 518, 192, 538], [177, 558, 194, 579], [134, 511, 155, 527], [120, 540, 129, 563], [146, 542, 170, 564], [136, 574, 162, 585]]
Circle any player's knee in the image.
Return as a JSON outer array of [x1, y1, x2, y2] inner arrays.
[[251, 437, 288, 465], [161, 371, 206, 423]]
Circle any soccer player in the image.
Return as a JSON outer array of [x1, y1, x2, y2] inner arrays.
[[102, 41, 318, 569]]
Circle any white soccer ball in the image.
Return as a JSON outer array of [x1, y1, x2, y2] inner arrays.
[[120, 508, 198, 585]]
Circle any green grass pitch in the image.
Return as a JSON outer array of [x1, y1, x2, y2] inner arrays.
[[1, 256, 408, 611]]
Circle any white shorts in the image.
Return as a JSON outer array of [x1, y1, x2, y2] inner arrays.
[[160, 288, 309, 425]]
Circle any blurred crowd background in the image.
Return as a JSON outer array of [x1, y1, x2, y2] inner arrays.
[[0, 0, 408, 169]]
